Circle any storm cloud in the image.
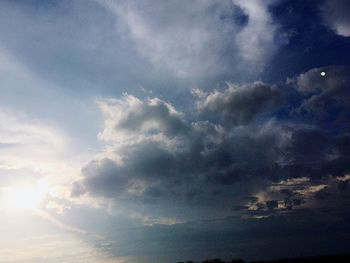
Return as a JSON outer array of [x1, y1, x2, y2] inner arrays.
[[74, 66, 350, 222]]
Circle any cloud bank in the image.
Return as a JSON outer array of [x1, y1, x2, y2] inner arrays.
[[73, 66, 350, 223]]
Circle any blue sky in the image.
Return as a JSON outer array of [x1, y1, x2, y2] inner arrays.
[[0, 1, 350, 262]]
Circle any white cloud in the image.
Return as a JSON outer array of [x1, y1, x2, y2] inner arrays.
[[0, 110, 68, 178], [98, 0, 280, 80], [233, 0, 278, 66], [0, 46, 99, 211], [0, 108, 96, 218], [321, 0, 350, 37]]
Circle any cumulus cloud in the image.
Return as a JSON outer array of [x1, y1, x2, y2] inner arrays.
[[73, 66, 350, 222], [321, 0, 350, 37], [197, 82, 281, 125], [75, 94, 287, 219], [97, 95, 189, 143], [65, 65, 350, 262]]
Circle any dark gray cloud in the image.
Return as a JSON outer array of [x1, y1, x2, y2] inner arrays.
[[96, 96, 192, 144], [289, 66, 350, 130], [279, 128, 350, 180], [197, 82, 281, 126], [74, 66, 350, 223], [80, 158, 128, 198]]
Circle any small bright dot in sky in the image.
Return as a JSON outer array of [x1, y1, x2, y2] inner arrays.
[[320, 71, 326, 76]]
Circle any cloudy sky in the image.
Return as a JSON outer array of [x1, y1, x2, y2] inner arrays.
[[0, 0, 350, 262]]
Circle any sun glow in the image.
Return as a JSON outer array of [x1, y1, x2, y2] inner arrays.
[[1, 184, 46, 211]]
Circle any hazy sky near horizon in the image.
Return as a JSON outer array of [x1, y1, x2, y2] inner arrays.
[[0, 1, 350, 262]]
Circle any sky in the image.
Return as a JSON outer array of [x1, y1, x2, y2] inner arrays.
[[0, 0, 350, 262]]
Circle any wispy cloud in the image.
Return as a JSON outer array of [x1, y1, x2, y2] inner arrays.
[[98, 0, 280, 81]]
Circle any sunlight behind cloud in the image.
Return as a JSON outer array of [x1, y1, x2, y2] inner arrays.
[[1, 183, 46, 211]]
